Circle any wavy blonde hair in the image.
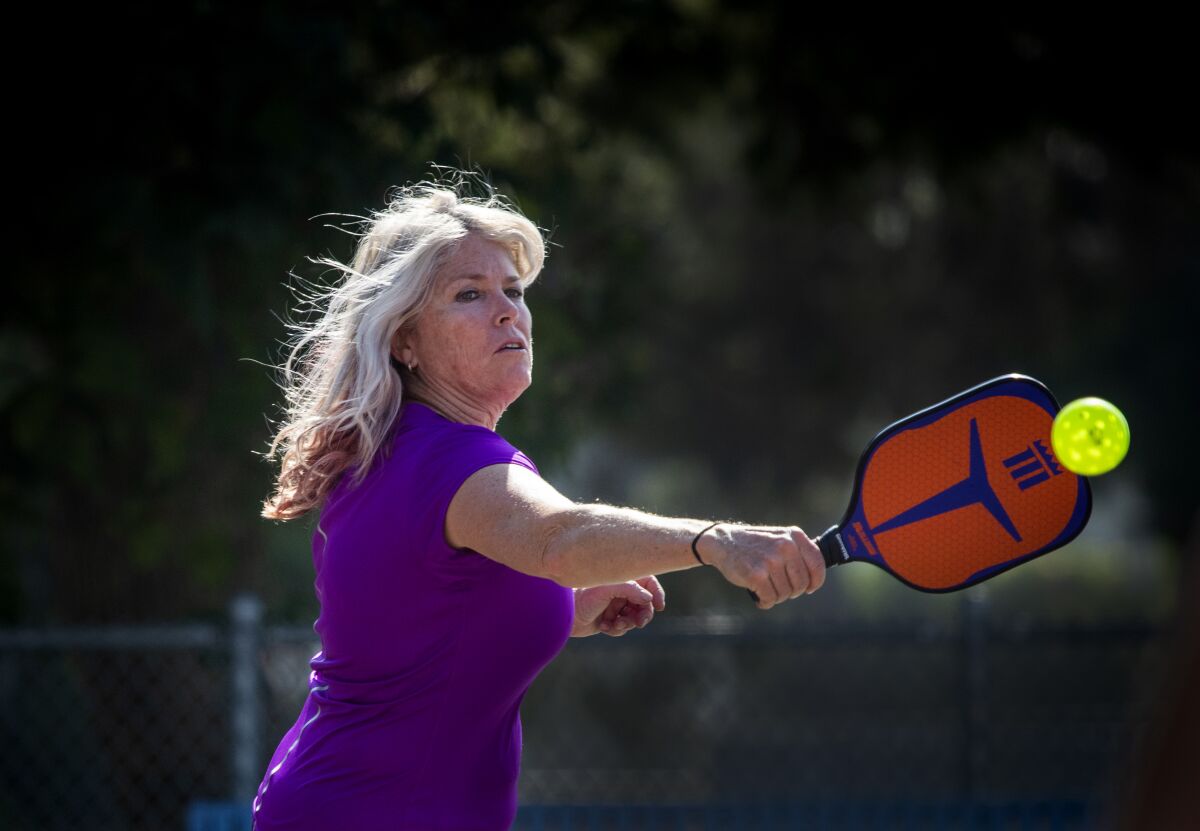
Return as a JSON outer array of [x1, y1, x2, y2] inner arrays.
[[261, 177, 546, 521]]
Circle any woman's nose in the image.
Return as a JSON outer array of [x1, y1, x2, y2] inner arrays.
[[494, 294, 519, 324]]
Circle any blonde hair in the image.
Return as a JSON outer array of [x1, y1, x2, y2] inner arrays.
[[261, 176, 546, 521]]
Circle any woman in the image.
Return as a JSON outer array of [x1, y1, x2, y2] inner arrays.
[[253, 180, 826, 830]]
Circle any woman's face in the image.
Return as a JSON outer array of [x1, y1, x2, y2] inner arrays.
[[396, 233, 533, 413]]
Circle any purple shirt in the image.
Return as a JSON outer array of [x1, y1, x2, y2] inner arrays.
[[252, 401, 575, 831]]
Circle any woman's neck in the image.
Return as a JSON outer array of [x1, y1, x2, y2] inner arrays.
[[404, 378, 505, 432]]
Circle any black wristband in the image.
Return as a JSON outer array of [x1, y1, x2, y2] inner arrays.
[[691, 521, 721, 565]]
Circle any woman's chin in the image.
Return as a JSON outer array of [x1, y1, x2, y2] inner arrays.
[[499, 372, 533, 405]]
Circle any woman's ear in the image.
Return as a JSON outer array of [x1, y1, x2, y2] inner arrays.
[[391, 330, 416, 369]]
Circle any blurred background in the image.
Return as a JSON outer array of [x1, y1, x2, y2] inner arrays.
[[3, 4, 1198, 829]]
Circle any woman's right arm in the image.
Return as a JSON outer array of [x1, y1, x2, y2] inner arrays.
[[445, 463, 825, 609]]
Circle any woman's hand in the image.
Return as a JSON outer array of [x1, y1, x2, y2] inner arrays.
[[570, 576, 666, 637], [695, 524, 826, 610]]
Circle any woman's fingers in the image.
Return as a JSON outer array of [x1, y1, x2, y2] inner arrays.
[[794, 530, 827, 594], [725, 526, 826, 609], [596, 584, 659, 635], [761, 532, 801, 607], [612, 581, 655, 606], [579, 578, 665, 636], [635, 575, 666, 611], [599, 599, 626, 623], [616, 598, 653, 627], [749, 568, 781, 609], [783, 557, 808, 600]]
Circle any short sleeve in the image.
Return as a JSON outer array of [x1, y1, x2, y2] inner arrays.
[[413, 426, 540, 573]]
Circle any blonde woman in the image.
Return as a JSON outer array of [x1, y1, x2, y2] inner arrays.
[[252, 177, 826, 830]]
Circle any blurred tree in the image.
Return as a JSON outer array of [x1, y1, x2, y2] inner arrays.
[[2, 3, 1195, 623]]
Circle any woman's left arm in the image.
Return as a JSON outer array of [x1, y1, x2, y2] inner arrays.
[[570, 576, 666, 637]]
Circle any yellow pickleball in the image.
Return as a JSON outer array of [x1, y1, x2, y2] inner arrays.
[[1051, 397, 1130, 476]]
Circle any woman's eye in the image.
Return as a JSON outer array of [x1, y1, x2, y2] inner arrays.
[[455, 287, 523, 302]]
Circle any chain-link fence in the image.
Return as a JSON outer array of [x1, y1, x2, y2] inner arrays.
[[0, 594, 1166, 830]]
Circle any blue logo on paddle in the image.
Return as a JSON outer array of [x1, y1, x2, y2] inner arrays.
[[1003, 440, 1062, 491], [870, 418, 1022, 543]]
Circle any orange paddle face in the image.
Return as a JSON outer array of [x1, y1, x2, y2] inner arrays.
[[829, 375, 1091, 592]]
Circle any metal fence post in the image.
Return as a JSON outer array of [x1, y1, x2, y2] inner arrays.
[[230, 592, 264, 807], [961, 588, 989, 801]]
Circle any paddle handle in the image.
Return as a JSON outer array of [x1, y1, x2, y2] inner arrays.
[[746, 525, 844, 604], [815, 525, 846, 568]]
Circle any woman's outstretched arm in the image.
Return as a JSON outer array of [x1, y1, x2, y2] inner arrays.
[[446, 463, 825, 609]]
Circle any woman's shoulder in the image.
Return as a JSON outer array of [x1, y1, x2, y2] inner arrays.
[[320, 402, 539, 521]]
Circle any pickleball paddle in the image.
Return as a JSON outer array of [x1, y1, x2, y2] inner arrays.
[[760, 374, 1092, 597]]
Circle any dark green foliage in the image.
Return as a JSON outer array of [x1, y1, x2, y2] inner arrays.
[[3, 6, 1196, 622]]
